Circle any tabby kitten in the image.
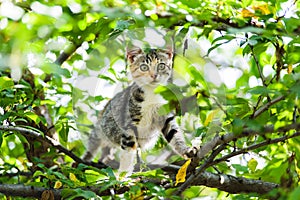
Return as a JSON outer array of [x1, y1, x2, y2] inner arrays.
[[83, 47, 196, 174]]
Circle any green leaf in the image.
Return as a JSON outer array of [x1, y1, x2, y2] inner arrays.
[[131, 169, 165, 179], [208, 35, 236, 55], [247, 86, 273, 96], [253, 42, 268, 55], [24, 112, 41, 124], [158, 103, 172, 116], [94, 95, 105, 102], [228, 27, 264, 34], [288, 187, 300, 200], [242, 0, 253, 7], [155, 84, 184, 101], [290, 82, 300, 96], [200, 25, 213, 37], [62, 188, 97, 200], [0, 131, 3, 147], [183, 186, 203, 199], [55, 122, 69, 146], [188, 66, 205, 84], [232, 118, 245, 134], [242, 44, 251, 55], [53, 171, 68, 180], [207, 42, 228, 55], [98, 180, 119, 193], [98, 74, 116, 83], [247, 158, 258, 172], [40, 99, 56, 106], [101, 167, 116, 180], [0, 77, 14, 91], [33, 170, 46, 178], [19, 125, 44, 136], [211, 35, 236, 45], [284, 17, 300, 33], [41, 63, 71, 78], [232, 164, 248, 174]]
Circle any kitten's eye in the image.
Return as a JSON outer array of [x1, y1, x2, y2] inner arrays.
[[157, 63, 166, 71], [140, 64, 149, 71]]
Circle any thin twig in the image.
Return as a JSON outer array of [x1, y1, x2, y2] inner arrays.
[[0, 125, 107, 169], [212, 97, 229, 119], [211, 131, 300, 166], [250, 45, 267, 86], [251, 95, 264, 118], [252, 95, 286, 118]]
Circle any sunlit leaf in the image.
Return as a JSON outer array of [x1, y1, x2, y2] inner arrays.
[[253, 4, 271, 15], [69, 173, 78, 182], [24, 112, 41, 124], [0, 77, 14, 91], [54, 180, 63, 189], [241, 9, 254, 18], [248, 158, 258, 172], [204, 109, 219, 126], [175, 159, 191, 186], [1, 0, 300, 199]]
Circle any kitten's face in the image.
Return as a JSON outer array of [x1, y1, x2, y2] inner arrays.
[[127, 47, 173, 88]]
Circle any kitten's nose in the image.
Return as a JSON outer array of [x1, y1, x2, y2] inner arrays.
[[151, 73, 158, 80]]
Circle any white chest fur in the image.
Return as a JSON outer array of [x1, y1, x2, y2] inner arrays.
[[139, 87, 167, 126], [136, 87, 167, 149]]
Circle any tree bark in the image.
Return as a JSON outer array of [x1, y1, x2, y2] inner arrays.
[[193, 171, 278, 194], [0, 171, 278, 199]]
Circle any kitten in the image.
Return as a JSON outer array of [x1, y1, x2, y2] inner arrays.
[[82, 46, 197, 175]]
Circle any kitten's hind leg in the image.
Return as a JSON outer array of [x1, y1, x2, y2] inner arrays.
[[82, 128, 102, 161], [118, 149, 136, 176]]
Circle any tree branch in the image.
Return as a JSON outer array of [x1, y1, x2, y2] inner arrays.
[[211, 131, 300, 166], [170, 12, 300, 35], [174, 123, 300, 195], [0, 170, 278, 199], [0, 184, 61, 199], [252, 95, 286, 118], [54, 44, 78, 66], [1, 122, 299, 198], [0, 183, 129, 199], [196, 122, 300, 162], [0, 125, 107, 169], [175, 144, 227, 195], [193, 171, 278, 194]]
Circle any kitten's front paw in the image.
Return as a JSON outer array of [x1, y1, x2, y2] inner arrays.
[[183, 147, 198, 159], [121, 134, 137, 150]]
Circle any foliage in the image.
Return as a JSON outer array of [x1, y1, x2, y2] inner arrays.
[[1, 0, 300, 199]]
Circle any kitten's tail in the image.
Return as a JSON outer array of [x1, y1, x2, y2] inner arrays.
[[82, 126, 103, 161]]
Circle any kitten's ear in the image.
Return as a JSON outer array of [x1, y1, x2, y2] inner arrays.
[[164, 45, 173, 59], [126, 47, 142, 63]]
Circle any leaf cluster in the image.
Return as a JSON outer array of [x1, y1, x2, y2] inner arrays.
[[1, 0, 300, 199]]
